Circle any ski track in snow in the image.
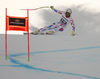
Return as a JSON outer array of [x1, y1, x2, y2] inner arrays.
[[0, 46, 100, 79]]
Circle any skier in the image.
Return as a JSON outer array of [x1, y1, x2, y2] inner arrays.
[[31, 6, 76, 36]]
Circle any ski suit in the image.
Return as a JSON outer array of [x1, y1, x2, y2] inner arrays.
[[39, 8, 75, 33]]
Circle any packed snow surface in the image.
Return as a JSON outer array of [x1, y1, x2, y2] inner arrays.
[[0, 34, 100, 79]]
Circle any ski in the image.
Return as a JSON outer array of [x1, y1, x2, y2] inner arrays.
[[23, 32, 39, 35], [23, 32, 53, 35]]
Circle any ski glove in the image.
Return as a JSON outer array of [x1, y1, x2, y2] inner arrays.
[[50, 6, 54, 10], [71, 31, 75, 36]]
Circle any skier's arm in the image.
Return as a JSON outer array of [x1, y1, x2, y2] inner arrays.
[[50, 6, 63, 14], [70, 19, 75, 36]]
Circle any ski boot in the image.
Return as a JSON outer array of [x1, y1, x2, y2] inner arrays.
[[31, 30, 40, 35], [46, 30, 54, 35]]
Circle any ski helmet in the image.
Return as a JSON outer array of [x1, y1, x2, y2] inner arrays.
[[66, 8, 72, 14]]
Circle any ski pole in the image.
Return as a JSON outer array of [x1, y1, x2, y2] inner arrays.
[[20, 6, 50, 10]]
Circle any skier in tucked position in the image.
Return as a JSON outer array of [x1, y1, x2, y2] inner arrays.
[[31, 6, 76, 36]]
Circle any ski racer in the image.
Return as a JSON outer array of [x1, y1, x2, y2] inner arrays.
[[31, 6, 76, 36]]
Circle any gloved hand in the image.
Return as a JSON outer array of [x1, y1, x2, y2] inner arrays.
[[50, 6, 54, 10], [71, 31, 75, 36]]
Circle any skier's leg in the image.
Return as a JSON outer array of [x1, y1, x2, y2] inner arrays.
[[31, 22, 60, 35], [38, 24, 54, 33], [46, 22, 62, 34], [46, 23, 66, 35], [30, 24, 54, 35], [38, 22, 60, 33], [54, 24, 66, 32]]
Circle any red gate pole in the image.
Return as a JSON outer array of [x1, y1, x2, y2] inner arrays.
[[5, 8, 7, 60], [27, 9, 30, 61]]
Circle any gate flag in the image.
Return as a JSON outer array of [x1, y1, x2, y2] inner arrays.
[[5, 8, 30, 61], [6, 16, 28, 31]]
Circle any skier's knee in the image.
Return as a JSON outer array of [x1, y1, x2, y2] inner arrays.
[[59, 28, 64, 32]]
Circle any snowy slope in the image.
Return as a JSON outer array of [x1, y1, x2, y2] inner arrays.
[[0, 34, 100, 79]]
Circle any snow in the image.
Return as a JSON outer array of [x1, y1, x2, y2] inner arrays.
[[0, 34, 100, 79]]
